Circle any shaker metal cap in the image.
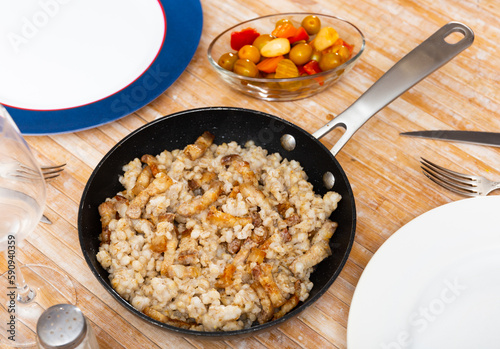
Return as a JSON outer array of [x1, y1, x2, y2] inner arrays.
[[37, 304, 87, 349]]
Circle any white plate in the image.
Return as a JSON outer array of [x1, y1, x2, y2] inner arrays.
[[347, 196, 500, 349], [0, 0, 165, 110], [0, 0, 203, 134]]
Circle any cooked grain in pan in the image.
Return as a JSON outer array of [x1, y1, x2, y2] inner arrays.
[[97, 132, 341, 331]]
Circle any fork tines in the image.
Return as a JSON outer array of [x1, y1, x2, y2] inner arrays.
[[419, 158, 478, 196], [41, 163, 66, 181]]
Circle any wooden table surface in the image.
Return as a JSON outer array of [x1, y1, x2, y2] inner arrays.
[[3, 0, 500, 348]]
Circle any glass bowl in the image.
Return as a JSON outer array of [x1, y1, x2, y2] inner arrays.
[[207, 13, 365, 101]]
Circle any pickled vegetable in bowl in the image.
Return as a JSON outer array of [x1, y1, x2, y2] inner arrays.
[[208, 13, 365, 101]]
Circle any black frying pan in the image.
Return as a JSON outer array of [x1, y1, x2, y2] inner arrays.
[[78, 23, 473, 337]]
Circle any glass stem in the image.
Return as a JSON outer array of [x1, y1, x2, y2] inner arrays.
[[13, 255, 36, 303]]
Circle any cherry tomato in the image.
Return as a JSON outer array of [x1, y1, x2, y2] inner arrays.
[[233, 59, 259, 77], [218, 52, 238, 71], [238, 45, 261, 63], [289, 43, 313, 66], [301, 15, 321, 35]]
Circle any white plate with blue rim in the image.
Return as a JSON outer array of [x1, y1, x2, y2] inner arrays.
[[0, 0, 202, 135], [347, 196, 500, 349]]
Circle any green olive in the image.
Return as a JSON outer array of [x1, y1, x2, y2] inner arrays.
[[319, 52, 342, 71], [338, 45, 351, 62], [289, 43, 313, 66], [252, 34, 274, 51], [301, 15, 321, 35], [218, 52, 238, 71], [275, 18, 291, 28], [238, 45, 261, 63], [233, 59, 259, 77]]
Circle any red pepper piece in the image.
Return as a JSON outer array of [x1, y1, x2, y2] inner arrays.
[[297, 64, 307, 76], [230, 28, 261, 51], [288, 27, 310, 44], [303, 60, 324, 85], [303, 60, 322, 75]]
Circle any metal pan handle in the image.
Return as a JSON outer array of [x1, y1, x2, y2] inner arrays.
[[312, 22, 474, 156]]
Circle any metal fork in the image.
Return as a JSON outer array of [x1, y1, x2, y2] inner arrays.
[[1, 162, 66, 182], [40, 164, 66, 224], [1, 163, 66, 224], [420, 157, 500, 196], [41, 163, 66, 181]]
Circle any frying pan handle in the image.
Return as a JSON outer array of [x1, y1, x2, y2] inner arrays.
[[312, 22, 474, 156]]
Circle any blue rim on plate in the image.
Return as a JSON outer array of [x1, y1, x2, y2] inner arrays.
[[5, 0, 203, 135]]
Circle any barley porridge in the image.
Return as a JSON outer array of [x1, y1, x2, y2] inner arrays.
[[96, 132, 341, 331]]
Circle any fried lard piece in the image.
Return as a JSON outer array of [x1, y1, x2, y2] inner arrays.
[[239, 182, 272, 212], [215, 264, 236, 288], [161, 231, 179, 273], [188, 171, 217, 191], [143, 307, 193, 329], [251, 281, 274, 324], [98, 195, 128, 244], [184, 131, 215, 161], [311, 220, 338, 245], [177, 249, 199, 266], [98, 201, 114, 245], [273, 281, 300, 320], [221, 154, 257, 185], [289, 221, 337, 276], [99, 195, 127, 228], [149, 211, 175, 227], [228, 185, 240, 199], [150, 214, 176, 253], [259, 228, 291, 251], [160, 236, 180, 276], [98, 201, 114, 225], [131, 219, 154, 236], [126, 172, 174, 219], [277, 202, 301, 226], [252, 263, 286, 308], [206, 206, 253, 229], [159, 222, 181, 276], [131, 165, 153, 196], [151, 234, 167, 253], [175, 228, 199, 266], [215, 239, 256, 288], [246, 247, 266, 264], [232, 238, 257, 266], [166, 265, 201, 279], [290, 240, 332, 277], [140, 154, 164, 177], [177, 180, 223, 217]]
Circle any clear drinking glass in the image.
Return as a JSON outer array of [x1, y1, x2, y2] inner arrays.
[[0, 105, 77, 347]]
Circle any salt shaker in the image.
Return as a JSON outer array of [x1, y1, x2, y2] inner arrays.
[[36, 304, 99, 349]]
